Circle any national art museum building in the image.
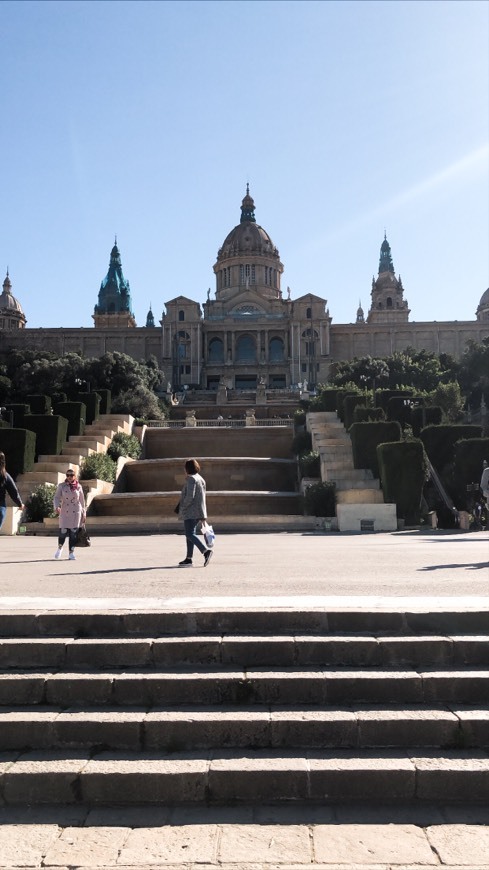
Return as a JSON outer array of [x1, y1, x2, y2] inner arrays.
[[1, 187, 488, 390]]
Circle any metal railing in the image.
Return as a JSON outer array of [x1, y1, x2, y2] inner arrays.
[[145, 418, 294, 429]]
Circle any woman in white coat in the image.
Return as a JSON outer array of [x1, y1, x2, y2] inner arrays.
[[53, 469, 86, 560]]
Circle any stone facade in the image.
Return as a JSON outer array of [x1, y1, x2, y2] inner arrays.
[[1, 188, 488, 387]]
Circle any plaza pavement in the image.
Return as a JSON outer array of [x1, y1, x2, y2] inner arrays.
[[0, 527, 488, 869]]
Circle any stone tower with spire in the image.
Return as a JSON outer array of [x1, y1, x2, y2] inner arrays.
[[367, 234, 410, 324], [93, 240, 136, 328]]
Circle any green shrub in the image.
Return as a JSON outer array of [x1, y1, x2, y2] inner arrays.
[[421, 425, 482, 473], [27, 394, 52, 414], [350, 421, 402, 478], [79, 453, 117, 483], [107, 432, 141, 461], [309, 388, 338, 411], [25, 483, 57, 522], [299, 450, 320, 478], [378, 439, 428, 524], [0, 427, 36, 478], [354, 406, 385, 423], [344, 395, 366, 430], [293, 409, 307, 428], [292, 430, 312, 457], [412, 405, 442, 437], [303, 481, 336, 517]]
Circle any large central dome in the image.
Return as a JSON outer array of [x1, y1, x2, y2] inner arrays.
[[217, 186, 281, 263], [213, 187, 284, 302]]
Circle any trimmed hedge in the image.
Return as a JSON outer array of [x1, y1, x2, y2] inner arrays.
[[354, 406, 385, 423], [23, 414, 68, 459], [378, 439, 426, 524], [412, 405, 442, 437], [5, 404, 30, 428], [53, 402, 86, 438], [375, 389, 413, 412], [344, 396, 366, 431], [303, 481, 336, 517], [292, 430, 312, 457], [0, 428, 36, 478], [26, 394, 52, 414], [449, 437, 489, 510], [95, 388, 111, 415], [350, 421, 402, 478], [76, 392, 101, 425], [299, 450, 320, 479], [387, 396, 415, 427], [309, 389, 338, 412], [421, 425, 482, 473]]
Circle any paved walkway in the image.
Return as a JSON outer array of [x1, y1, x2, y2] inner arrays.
[[0, 528, 488, 868]]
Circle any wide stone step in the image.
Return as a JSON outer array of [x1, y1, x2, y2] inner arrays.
[[3, 608, 489, 637], [1, 749, 488, 805], [67, 436, 110, 452], [0, 705, 487, 751], [2, 668, 489, 706], [2, 635, 488, 669], [90, 491, 303, 517], [336, 488, 385, 504]]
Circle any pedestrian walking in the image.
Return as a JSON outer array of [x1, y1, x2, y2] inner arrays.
[[53, 469, 86, 560], [178, 458, 213, 567], [481, 459, 489, 503], [0, 452, 25, 531]]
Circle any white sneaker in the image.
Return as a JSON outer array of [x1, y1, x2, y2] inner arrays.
[[54, 548, 62, 560], [69, 552, 76, 560]]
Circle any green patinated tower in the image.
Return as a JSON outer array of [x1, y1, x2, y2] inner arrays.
[[93, 240, 136, 328]]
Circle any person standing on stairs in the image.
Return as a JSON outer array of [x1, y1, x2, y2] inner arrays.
[[53, 469, 86, 560], [178, 458, 213, 567], [0, 452, 25, 531]]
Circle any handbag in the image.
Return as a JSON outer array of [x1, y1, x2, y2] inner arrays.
[[201, 521, 215, 549], [75, 524, 91, 547]]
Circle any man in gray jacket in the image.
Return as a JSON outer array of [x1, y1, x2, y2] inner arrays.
[[178, 458, 213, 567]]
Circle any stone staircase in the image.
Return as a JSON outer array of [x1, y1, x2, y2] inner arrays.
[[0, 606, 488, 805], [307, 412, 397, 532], [16, 414, 133, 505], [87, 424, 322, 534]]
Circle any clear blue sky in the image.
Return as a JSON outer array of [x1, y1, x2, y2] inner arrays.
[[1, 0, 488, 331]]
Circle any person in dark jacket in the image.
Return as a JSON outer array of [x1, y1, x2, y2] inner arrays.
[[178, 458, 213, 567], [0, 452, 25, 531]]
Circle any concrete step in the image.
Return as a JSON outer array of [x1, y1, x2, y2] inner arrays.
[[0, 705, 487, 751], [2, 667, 489, 706], [68, 436, 110, 452], [17, 470, 65, 486], [3, 608, 489, 637], [61, 446, 96, 458], [33, 461, 80, 474], [1, 748, 488, 805], [1, 607, 489, 806], [90, 491, 303, 518], [2, 635, 489, 669], [336, 488, 385, 504]]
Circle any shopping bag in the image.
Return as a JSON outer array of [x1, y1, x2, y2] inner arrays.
[[201, 521, 215, 549], [75, 525, 91, 547]]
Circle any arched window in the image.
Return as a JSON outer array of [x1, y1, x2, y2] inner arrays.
[[176, 330, 190, 359], [236, 334, 256, 362], [306, 307, 312, 319], [269, 337, 284, 362], [208, 337, 224, 363], [178, 310, 185, 321], [386, 297, 393, 308], [240, 265, 245, 284]]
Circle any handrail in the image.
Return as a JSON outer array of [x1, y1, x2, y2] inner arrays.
[[145, 418, 294, 429]]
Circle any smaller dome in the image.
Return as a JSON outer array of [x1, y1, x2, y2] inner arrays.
[[476, 287, 489, 320], [0, 272, 25, 316]]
